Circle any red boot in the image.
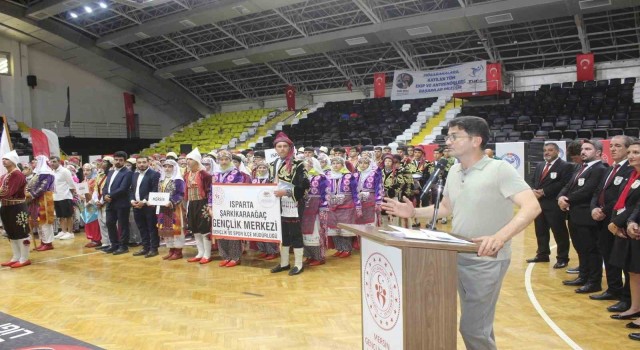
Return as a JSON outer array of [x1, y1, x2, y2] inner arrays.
[[162, 248, 175, 260], [168, 248, 183, 260]]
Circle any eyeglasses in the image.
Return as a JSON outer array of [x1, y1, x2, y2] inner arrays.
[[444, 134, 473, 142]]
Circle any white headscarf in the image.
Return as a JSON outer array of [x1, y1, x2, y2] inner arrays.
[[34, 155, 54, 175], [305, 157, 324, 177], [162, 160, 182, 181], [357, 155, 376, 191], [201, 157, 221, 175]]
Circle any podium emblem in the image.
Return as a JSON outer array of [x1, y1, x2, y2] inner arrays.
[[364, 253, 401, 330]]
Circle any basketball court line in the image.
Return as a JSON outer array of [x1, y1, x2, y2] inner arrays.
[[0, 251, 102, 271], [525, 244, 583, 350]]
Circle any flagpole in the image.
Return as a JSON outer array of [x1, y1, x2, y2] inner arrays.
[[2, 115, 12, 150]]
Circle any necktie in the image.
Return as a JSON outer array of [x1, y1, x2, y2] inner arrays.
[[540, 162, 551, 181], [571, 163, 587, 187], [598, 164, 620, 206]]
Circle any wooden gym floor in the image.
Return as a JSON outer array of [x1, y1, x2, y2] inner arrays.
[[0, 221, 633, 350]]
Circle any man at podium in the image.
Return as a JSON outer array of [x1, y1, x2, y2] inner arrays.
[[382, 116, 541, 350]]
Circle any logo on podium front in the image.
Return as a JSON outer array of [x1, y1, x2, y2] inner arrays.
[[364, 253, 400, 330]]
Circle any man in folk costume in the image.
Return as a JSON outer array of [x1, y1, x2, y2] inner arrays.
[[0, 151, 32, 268], [183, 148, 213, 264], [269, 132, 310, 276], [26, 155, 56, 251]]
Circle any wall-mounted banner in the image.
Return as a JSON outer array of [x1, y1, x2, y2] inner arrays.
[[391, 61, 487, 100], [211, 184, 282, 243], [496, 142, 526, 178]]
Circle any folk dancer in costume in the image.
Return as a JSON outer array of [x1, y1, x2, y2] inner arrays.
[[210, 150, 248, 267], [252, 161, 280, 260], [26, 155, 56, 252], [404, 147, 431, 228], [93, 157, 113, 250], [355, 154, 383, 228], [301, 157, 328, 266], [269, 132, 310, 276], [318, 153, 331, 174], [0, 151, 32, 268], [81, 163, 101, 248], [158, 160, 186, 261], [381, 154, 402, 226], [326, 156, 361, 258], [184, 148, 213, 264]]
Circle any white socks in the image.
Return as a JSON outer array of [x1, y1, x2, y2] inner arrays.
[[19, 239, 30, 263], [9, 240, 20, 262], [203, 235, 212, 259], [293, 248, 304, 269], [193, 233, 204, 259], [280, 245, 290, 267], [41, 224, 54, 244]]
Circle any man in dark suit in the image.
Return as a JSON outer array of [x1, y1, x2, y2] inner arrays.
[[558, 140, 608, 293], [102, 151, 133, 255], [129, 156, 161, 258], [527, 142, 574, 268], [590, 135, 633, 310]]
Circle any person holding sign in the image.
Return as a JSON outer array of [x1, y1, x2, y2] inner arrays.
[[252, 161, 280, 260], [80, 163, 101, 248], [130, 156, 161, 258], [210, 150, 248, 267], [269, 132, 310, 276], [326, 156, 361, 258], [184, 148, 213, 264], [25, 155, 56, 252], [301, 157, 328, 266], [157, 160, 186, 261]]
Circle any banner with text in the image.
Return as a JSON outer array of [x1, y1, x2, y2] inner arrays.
[[210, 184, 282, 243], [390, 61, 487, 100]]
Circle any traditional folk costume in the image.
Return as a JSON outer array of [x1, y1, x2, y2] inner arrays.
[[92, 158, 112, 248], [302, 157, 328, 266], [81, 167, 101, 248], [381, 154, 403, 226], [211, 150, 248, 267], [355, 155, 383, 227], [269, 132, 310, 276], [26, 155, 56, 251], [158, 160, 186, 260], [0, 151, 32, 268], [252, 162, 280, 260], [184, 148, 213, 264], [326, 156, 361, 258]]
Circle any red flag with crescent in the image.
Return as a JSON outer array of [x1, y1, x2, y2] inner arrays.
[[123, 92, 135, 134], [285, 85, 295, 111], [486, 63, 502, 91], [373, 72, 386, 98], [576, 53, 594, 81]]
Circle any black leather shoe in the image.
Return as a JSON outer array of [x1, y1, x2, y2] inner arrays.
[[629, 333, 640, 341], [127, 242, 141, 247], [271, 265, 290, 273], [575, 283, 602, 294], [590, 291, 620, 301], [627, 322, 640, 329], [526, 256, 550, 263], [553, 260, 569, 269], [132, 249, 148, 256], [609, 301, 631, 313], [103, 246, 118, 253], [611, 311, 640, 320], [566, 266, 580, 274], [112, 247, 129, 255], [288, 266, 304, 276], [97, 245, 111, 251], [563, 277, 586, 286], [145, 250, 159, 258]]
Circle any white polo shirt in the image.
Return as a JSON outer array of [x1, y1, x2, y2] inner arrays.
[[53, 166, 75, 201]]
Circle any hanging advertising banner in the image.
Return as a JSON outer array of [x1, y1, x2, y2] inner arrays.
[[210, 183, 282, 243], [391, 61, 487, 101]]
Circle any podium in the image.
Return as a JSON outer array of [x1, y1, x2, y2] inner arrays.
[[339, 224, 478, 350]]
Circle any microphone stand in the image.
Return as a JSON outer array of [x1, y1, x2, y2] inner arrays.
[[429, 177, 444, 230]]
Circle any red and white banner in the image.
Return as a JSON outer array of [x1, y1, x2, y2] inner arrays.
[[601, 139, 611, 166], [373, 72, 386, 98], [123, 92, 136, 136], [30, 128, 50, 157], [285, 85, 296, 111], [576, 53, 595, 81], [486, 63, 502, 91]]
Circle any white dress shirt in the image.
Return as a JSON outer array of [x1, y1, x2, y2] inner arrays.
[[53, 166, 75, 201], [134, 169, 148, 202]]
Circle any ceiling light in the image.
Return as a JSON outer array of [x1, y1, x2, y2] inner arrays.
[[70, 12, 78, 18], [99, 2, 107, 8], [84, 6, 92, 13], [345, 37, 368, 46]]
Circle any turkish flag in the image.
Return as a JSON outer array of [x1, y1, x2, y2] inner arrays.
[[576, 53, 594, 81], [30, 128, 50, 157], [285, 85, 296, 111], [123, 92, 135, 134], [373, 72, 386, 98], [486, 63, 502, 91]]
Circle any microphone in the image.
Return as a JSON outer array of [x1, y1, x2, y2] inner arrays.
[[420, 158, 449, 201]]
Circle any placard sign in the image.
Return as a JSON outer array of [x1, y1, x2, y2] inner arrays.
[[75, 182, 89, 195], [148, 192, 170, 206], [210, 184, 282, 243]]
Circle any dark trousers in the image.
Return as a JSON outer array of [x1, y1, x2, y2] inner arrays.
[[534, 206, 570, 260], [596, 221, 624, 295], [282, 219, 303, 248], [106, 205, 130, 249], [133, 206, 159, 251], [569, 221, 602, 285]]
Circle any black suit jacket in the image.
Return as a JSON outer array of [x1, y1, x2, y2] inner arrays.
[[611, 175, 640, 227], [129, 169, 161, 203], [590, 161, 633, 220], [102, 167, 132, 209], [532, 158, 574, 210], [558, 161, 607, 226]]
